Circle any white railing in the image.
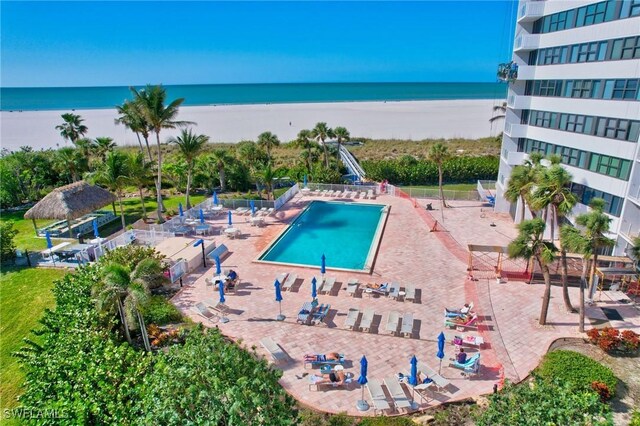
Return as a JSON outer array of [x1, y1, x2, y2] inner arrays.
[[274, 183, 299, 210], [93, 230, 136, 260], [133, 229, 175, 246], [169, 259, 188, 283], [339, 146, 366, 181], [305, 182, 378, 194]]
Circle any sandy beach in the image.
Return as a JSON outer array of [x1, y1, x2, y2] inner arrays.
[[1, 99, 505, 151]]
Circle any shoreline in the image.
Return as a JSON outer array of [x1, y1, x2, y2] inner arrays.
[[1, 99, 506, 151]]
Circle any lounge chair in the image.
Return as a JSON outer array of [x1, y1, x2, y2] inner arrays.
[[388, 282, 400, 300], [444, 302, 474, 318], [404, 284, 416, 302], [360, 308, 375, 332], [208, 302, 229, 315], [266, 207, 275, 216], [193, 302, 218, 323], [365, 282, 388, 296], [343, 191, 352, 199], [309, 372, 353, 391], [367, 379, 391, 415], [304, 353, 346, 369], [258, 207, 268, 216], [260, 337, 288, 364], [297, 301, 314, 324], [383, 378, 412, 412], [367, 189, 376, 200], [445, 314, 478, 330], [453, 334, 485, 349], [346, 278, 359, 297], [450, 353, 481, 376], [400, 312, 414, 337], [417, 362, 451, 391], [361, 191, 368, 199], [319, 277, 336, 294], [275, 272, 288, 286], [320, 190, 328, 196], [386, 311, 400, 335], [310, 304, 330, 325], [281, 273, 297, 291], [333, 190, 342, 198], [234, 207, 248, 215], [312, 189, 321, 196], [344, 308, 360, 329]]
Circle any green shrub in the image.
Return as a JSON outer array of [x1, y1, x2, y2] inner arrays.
[[536, 350, 618, 398], [476, 377, 612, 426], [142, 296, 183, 326], [99, 245, 166, 271], [630, 409, 640, 426], [359, 416, 415, 426], [0, 221, 18, 263]]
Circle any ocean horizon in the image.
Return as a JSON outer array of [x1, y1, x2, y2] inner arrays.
[[0, 82, 507, 111]]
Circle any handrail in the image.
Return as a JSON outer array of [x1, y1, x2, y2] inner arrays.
[[339, 146, 366, 181]]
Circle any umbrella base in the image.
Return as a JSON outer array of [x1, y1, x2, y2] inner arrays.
[[410, 401, 419, 410], [356, 400, 369, 411], [219, 317, 230, 324], [276, 314, 286, 321]]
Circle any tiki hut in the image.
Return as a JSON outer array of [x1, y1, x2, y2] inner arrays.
[[24, 181, 116, 238]]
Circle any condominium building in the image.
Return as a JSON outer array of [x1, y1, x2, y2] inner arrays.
[[494, 0, 640, 256]]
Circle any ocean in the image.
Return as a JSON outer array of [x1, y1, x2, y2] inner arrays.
[[0, 82, 507, 111]]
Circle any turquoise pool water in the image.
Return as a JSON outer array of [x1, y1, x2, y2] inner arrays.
[[259, 201, 386, 270]]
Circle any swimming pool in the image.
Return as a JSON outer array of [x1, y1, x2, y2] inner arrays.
[[258, 201, 389, 272]]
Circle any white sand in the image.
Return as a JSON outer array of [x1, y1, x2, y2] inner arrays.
[[0, 99, 505, 151]]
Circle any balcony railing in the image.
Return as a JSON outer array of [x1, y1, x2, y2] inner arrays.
[[504, 123, 527, 138], [507, 151, 528, 166], [518, 1, 545, 22], [514, 35, 539, 51]]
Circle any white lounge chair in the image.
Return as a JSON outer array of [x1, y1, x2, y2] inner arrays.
[[388, 282, 400, 300], [312, 189, 321, 196], [386, 311, 400, 335], [325, 190, 334, 197], [346, 278, 359, 297], [234, 207, 248, 215], [418, 362, 450, 391], [384, 378, 412, 412], [367, 379, 391, 415], [333, 190, 342, 198], [360, 308, 375, 332], [281, 273, 297, 291], [360, 191, 368, 199], [367, 189, 376, 200], [260, 337, 288, 364], [343, 191, 352, 199], [404, 284, 416, 302], [266, 208, 275, 216], [400, 312, 414, 337], [319, 277, 336, 294], [320, 190, 328, 196], [344, 308, 359, 329], [193, 302, 218, 323]]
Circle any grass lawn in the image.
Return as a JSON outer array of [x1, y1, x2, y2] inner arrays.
[[0, 267, 67, 412], [400, 183, 478, 191]]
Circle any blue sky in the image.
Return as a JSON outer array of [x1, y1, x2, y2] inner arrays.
[[1, 1, 517, 87]]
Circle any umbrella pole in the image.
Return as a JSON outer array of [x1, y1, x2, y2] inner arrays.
[[356, 386, 369, 411], [277, 301, 285, 321], [439, 359, 442, 375]]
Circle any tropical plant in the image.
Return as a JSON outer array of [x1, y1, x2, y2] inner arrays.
[[55, 112, 88, 143], [74, 137, 95, 166], [560, 225, 591, 332], [0, 221, 18, 263], [115, 100, 153, 161], [93, 137, 117, 162], [169, 129, 208, 209], [587, 327, 640, 354], [311, 122, 335, 168], [256, 162, 275, 200], [127, 152, 154, 220], [531, 164, 577, 312], [236, 140, 267, 167], [508, 218, 557, 325], [256, 131, 280, 164], [333, 126, 350, 160], [503, 152, 544, 222], [296, 129, 315, 173], [54, 146, 88, 182], [130, 85, 192, 223], [488, 101, 507, 123], [92, 151, 129, 230], [210, 149, 233, 192], [428, 142, 451, 208], [630, 236, 640, 267]]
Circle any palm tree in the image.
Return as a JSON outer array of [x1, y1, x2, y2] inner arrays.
[[169, 129, 208, 209], [210, 149, 233, 192], [74, 138, 95, 168], [630, 236, 640, 268], [489, 101, 507, 123], [560, 225, 590, 332], [296, 129, 314, 173], [531, 164, 577, 312], [93, 151, 129, 230], [579, 199, 615, 296], [333, 126, 350, 160], [54, 147, 87, 182], [428, 143, 451, 208], [311, 122, 335, 168], [94, 264, 133, 343], [55, 113, 88, 144], [508, 218, 557, 325], [127, 152, 154, 220], [131, 85, 192, 223], [256, 162, 275, 200], [115, 100, 152, 161], [93, 137, 116, 162], [503, 152, 544, 222], [257, 132, 280, 164], [236, 140, 266, 167]]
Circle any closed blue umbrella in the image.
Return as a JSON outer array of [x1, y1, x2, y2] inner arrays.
[[409, 355, 418, 386], [311, 276, 317, 299], [303, 174, 307, 187], [250, 200, 256, 216], [275, 279, 285, 321], [178, 203, 184, 217], [437, 331, 446, 374], [199, 209, 205, 224], [213, 191, 218, 206], [45, 231, 53, 249], [356, 355, 369, 411], [215, 255, 221, 275], [218, 280, 226, 304], [228, 210, 232, 226], [92, 219, 99, 238], [321, 254, 326, 276]]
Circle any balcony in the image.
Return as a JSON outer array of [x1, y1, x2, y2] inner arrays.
[[506, 93, 529, 110], [507, 151, 528, 166], [514, 35, 539, 52], [517, 1, 545, 22], [504, 123, 527, 138]]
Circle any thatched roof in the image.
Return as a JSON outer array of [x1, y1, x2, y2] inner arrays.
[[24, 181, 116, 220]]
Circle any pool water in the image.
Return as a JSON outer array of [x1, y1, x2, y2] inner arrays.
[[259, 201, 386, 271]]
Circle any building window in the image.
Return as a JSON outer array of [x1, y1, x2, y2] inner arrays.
[[533, 0, 634, 34], [612, 80, 638, 99], [527, 79, 640, 101], [570, 183, 623, 216], [588, 154, 632, 179]]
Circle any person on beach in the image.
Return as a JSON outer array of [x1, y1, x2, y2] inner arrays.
[[456, 348, 467, 364], [304, 353, 340, 362], [311, 370, 346, 385]]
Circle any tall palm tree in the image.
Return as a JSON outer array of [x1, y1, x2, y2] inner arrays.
[[94, 264, 133, 344], [333, 126, 350, 160], [428, 143, 451, 208], [257, 131, 280, 164], [169, 129, 208, 209], [579, 199, 615, 296], [93, 151, 129, 230], [93, 137, 116, 162], [508, 218, 557, 325], [115, 100, 152, 161], [256, 162, 275, 200], [55, 113, 88, 144], [54, 147, 87, 183], [531, 164, 577, 312], [560, 225, 590, 332], [131, 85, 192, 223], [504, 152, 544, 222], [74, 138, 95, 168], [311, 122, 335, 168], [296, 129, 314, 173], [127, 152, 154, 220], [210, 149, 233, 192], [489, 101, 507, 123]]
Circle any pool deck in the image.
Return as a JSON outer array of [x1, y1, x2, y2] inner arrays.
[[171, 193, 640, 416]]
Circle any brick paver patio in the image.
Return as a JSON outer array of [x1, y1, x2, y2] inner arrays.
[[171, 193, 640, 416]]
